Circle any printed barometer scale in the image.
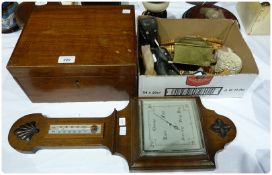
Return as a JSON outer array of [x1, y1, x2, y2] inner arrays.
[[9, 98, 236, 170]]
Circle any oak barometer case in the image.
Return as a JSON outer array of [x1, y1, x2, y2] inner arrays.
[[8, 97, 236, 170]]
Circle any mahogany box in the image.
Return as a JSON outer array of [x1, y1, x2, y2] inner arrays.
[[7, 5, 137, 102]]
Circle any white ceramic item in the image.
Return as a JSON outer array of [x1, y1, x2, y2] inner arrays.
[[142, 2, 170, 12]]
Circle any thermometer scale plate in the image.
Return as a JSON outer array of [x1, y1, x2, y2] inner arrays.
[[48, 124, 102, 134]]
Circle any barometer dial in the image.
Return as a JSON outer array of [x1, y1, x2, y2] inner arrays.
[[139, 99, 206, 156]]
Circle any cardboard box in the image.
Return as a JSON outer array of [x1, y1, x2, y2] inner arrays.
[[138, 19, 258, 98]]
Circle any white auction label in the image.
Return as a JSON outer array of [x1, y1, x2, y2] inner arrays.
[[119, 126, 126, 135], [122, 9, 131, 14], [35, 1, 48, 6], [58, 56, 76, 64], [119, 117, 126, 126]]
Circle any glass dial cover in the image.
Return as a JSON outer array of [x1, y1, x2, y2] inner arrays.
[[139, 98, 206, 156]]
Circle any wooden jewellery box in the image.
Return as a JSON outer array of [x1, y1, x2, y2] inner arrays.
[[7, 5, 137, 102]]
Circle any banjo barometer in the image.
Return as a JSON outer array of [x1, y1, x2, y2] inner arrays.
[[8, 97, 236, 170]]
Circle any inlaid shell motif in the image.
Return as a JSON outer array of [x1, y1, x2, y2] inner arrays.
[[14, 121, 39, 141]]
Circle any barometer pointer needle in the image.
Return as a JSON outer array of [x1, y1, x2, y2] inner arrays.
[[153, 113, 180, 130]]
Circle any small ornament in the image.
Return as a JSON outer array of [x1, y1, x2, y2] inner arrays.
[[141, 45, 157, 75], [210, 118, 231, 138], [142, 2, 169, 18], [214, 47, 242, 74], [14, 121, 39, 141], [142, 2, 169, 13]]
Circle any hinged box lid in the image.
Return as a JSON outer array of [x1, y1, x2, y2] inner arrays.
[[7, 5, 136, 77]]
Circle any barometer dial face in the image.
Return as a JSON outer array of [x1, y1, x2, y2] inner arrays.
[[139, 98, 206, 156]]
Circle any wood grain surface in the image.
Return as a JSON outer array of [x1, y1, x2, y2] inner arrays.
[[7, 5, 137, 102], [9, 97, 236, 170]]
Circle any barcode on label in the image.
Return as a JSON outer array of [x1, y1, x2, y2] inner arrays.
[[165, 87, 223, 96]]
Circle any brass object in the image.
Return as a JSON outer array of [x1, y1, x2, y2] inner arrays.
[[203, 37, 223, 49], [169, 37, 215, 67], [161, 37, 223, 53], [163, 44, 175, 57]]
